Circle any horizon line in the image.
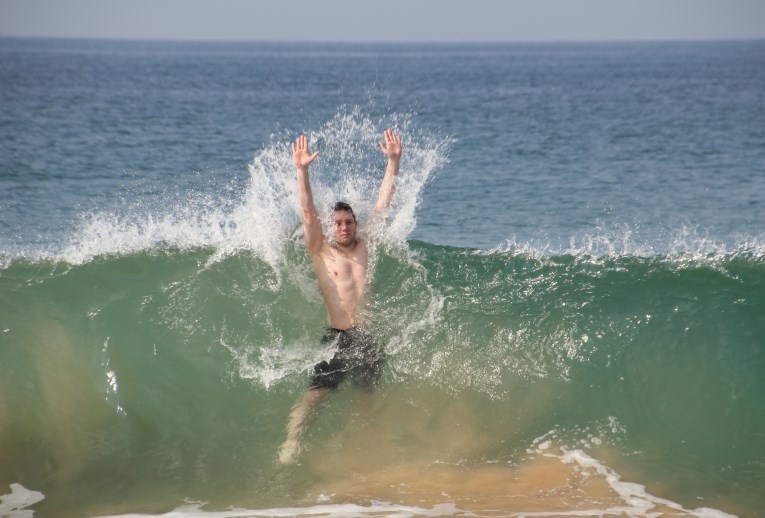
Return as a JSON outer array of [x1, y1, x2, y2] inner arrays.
[[2, 34, 764, 46]]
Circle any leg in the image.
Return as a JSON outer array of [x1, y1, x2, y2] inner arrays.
[[348, 329, 384, 392], [278, 387, 331, 464], [279, 329, 345, 464]]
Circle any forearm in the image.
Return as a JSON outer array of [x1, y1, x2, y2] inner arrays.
[[296, 167, 323, 250], [374, 158, 400, 212], [296, 167, 316, 213]]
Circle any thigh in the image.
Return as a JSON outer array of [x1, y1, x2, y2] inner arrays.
[[347, 329, 384, 391], [309, 329, 347, 390]]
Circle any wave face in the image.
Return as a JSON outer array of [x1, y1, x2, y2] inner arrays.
[[1, 108, 764, 517], [1, 240, 763, 516]]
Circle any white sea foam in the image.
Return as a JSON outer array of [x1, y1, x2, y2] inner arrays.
[[183, 109, 453, 388], [90, 496, 738, 518], [525, 431, 738, 518], [0, 442, 739, 518], [87, 440, 740, 518], [557, 449, 736, 518], [4, 141, 761, 271], [489, 223, 765, 263], [0, 483, 45, 518], [91, 501, 464, 518], [8, 108, 451, 271]]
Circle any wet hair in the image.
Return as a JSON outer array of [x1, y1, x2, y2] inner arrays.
[[332, 201, 356, 221]]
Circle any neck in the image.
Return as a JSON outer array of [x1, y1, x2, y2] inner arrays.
[[338, 240, 356, 251], [333, 237, 357, 252]]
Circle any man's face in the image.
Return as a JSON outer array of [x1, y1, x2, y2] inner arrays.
[[333, 210, 357, 247]]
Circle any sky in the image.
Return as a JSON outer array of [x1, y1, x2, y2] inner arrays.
[[1, 0, 764, 43]]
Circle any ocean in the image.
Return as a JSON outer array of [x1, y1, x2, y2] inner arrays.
[[1, 38, 764, 517]]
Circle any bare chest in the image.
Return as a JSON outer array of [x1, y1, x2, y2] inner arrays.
[[314, 243, 368, 292]]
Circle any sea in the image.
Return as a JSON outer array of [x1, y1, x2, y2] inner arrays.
[[1, 38, 764, 517]]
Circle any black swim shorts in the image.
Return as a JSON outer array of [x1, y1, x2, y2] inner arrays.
[[309, 327, 384, 392]]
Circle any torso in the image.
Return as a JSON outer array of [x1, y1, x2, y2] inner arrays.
[[311, 238, 369, 330]]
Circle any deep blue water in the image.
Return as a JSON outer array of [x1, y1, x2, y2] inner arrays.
[[1, 38, 764, 253]]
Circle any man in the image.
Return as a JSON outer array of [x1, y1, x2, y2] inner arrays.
[[278, 129, 402, 464]]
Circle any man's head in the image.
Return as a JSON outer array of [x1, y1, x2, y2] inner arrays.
[[332, 201, 357, 247]]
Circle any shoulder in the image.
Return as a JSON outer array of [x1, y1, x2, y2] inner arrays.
[[308, 237, 332, 258], [355, 236, 369, 252]]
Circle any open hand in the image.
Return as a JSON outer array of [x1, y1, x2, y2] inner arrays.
[[292, 135, 319, 170], [379, 129, 402, 161]]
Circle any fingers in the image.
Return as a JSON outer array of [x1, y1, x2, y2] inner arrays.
[[292, 135, 319, 168], [382, 129, 401, 145], [296, 131, 399, 160], [292, 135, 310, 153], [380, 129, 401, 158]]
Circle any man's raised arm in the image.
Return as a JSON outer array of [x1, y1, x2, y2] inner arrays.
[[374, 129, 402, 214], [292, 135, 323, 254]]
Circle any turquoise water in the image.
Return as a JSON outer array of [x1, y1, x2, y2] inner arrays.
[[2, 243, 764, 516], [1, 39, 765, 516]]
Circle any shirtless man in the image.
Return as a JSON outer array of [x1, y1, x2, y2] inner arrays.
[[278, 130, 402, 464]]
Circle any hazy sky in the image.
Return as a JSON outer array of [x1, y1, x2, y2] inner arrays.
[[1, 0, 764, 43]]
